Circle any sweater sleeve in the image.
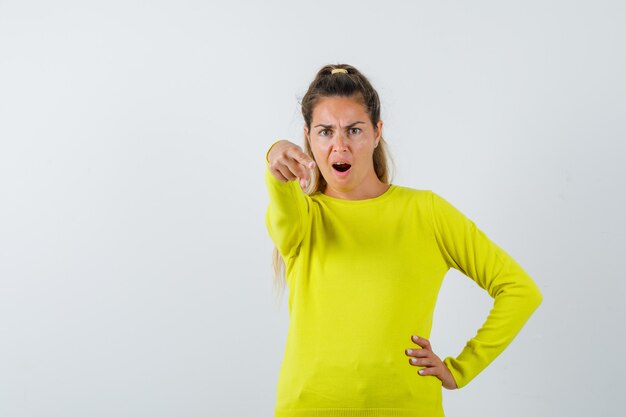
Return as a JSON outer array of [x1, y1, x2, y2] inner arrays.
[[264, 158, 311, 261], [429, 191, 543, 389]]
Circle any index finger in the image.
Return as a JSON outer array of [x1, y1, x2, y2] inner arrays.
[[289, 148, 316, 169]]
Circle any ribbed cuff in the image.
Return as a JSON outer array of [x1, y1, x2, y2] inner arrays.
[[266, 140, 284, 163]]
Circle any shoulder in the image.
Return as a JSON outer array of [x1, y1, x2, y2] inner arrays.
[[391, 186, 458, 217], [385, 185, 438, 214], [391, 184, 435, 202], [394, 186, 455, 206]]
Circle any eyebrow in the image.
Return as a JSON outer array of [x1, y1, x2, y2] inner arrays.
[[313, 121, 366, 129]]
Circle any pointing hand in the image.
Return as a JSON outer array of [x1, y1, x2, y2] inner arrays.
[[267, 140, 316, 189]]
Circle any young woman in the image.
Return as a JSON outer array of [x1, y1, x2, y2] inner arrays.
[[264, 64, 542, 417]]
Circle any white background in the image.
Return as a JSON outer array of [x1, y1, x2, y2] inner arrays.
[[1, 1, 624, 416]]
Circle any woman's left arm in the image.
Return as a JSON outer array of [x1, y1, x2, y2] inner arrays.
[[427, 191, 543, 389]]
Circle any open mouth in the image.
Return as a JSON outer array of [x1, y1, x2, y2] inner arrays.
[[332, 163, 352, 173]]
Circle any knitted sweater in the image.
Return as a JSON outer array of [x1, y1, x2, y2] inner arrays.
[[264, 163, 542, 417]]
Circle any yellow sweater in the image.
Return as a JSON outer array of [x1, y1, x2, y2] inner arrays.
[[264, 164, 542, 417]]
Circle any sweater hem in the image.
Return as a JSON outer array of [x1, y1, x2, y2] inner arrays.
[[275, 408, 443, 417]]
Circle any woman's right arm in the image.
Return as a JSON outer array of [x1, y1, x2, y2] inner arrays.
[[264, 140, 316, 260]]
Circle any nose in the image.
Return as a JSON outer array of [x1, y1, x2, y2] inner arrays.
[[333, 132, 348, 152]]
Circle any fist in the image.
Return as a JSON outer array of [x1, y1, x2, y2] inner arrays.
[[267, 140, 316, 189]]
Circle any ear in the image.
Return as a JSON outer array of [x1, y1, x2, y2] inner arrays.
[[304, 126, 310, 144], [375, 120, 383, 147]]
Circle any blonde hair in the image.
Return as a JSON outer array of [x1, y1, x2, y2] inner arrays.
[[271, 63, 395, 302]]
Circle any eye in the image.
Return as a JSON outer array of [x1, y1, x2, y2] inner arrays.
[[319, 129, 331, 136], [349, 127, 361, 135]]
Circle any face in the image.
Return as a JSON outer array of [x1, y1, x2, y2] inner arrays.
[[304, 95, 383, 198]]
